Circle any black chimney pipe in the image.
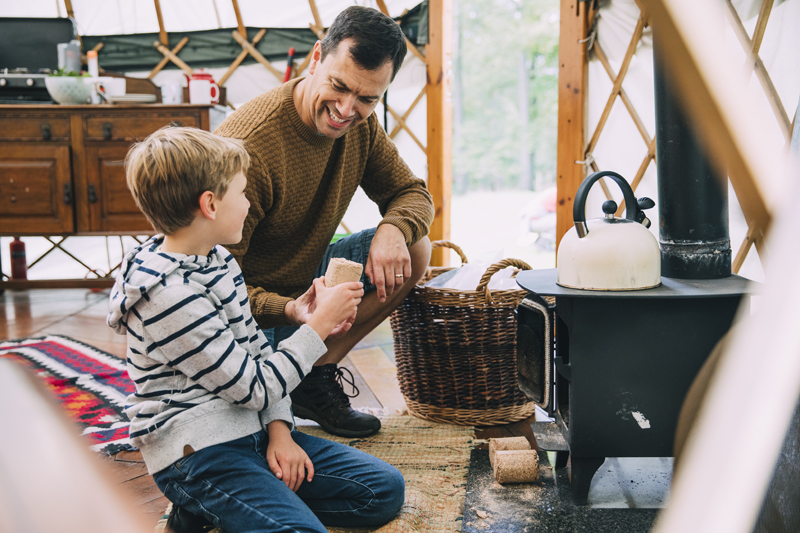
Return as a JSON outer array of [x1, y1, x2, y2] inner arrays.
[[653, 33, 731, 279]]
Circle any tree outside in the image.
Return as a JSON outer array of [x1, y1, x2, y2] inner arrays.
[[453, 0, 560, 194]]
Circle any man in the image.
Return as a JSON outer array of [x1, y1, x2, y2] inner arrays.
[[216, 6, 434, 438]]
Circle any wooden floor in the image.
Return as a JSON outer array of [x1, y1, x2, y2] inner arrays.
[[0, 288, 533, 530]]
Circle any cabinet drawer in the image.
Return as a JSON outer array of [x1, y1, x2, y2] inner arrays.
[[0, 114, 70, 141], [84, 113, 201, 141]]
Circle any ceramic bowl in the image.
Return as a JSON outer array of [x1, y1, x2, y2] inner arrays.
[[45, 77, 93, 105]]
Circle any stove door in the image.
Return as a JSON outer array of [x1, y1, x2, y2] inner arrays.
[[516, 293, 554, 411]]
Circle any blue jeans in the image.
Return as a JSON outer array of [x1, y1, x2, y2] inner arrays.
[[153, 429, 405, 532], [266, 228, 377, 347]]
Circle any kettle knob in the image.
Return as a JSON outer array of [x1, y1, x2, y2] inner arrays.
[[602, 200, 617, 218]]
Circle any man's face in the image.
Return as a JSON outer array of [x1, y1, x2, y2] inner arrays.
[[304, 39, 393, 139]]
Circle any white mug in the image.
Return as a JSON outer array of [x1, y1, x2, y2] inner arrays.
[[189, 79, 219, 105], [161, 82, 183, 104], [93, 77, 126, 103]]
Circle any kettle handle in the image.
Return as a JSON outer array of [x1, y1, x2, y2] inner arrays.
[[573, 170, 638, 238]]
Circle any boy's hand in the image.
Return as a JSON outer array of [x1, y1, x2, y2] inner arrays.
[[266, 423, 314, 492], [328, 309, 357, 337], [307, 278, 363, 340], [285, 284, 317, 327]]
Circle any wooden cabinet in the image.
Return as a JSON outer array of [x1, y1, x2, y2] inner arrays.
[[0, 143, 74, 234], [0, 104, 214, 288], [0, 104, 212, 236], [84, 143, 152, 233]]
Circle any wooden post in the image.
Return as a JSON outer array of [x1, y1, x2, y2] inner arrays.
[[555, 0, 589, 251], [426, 0, 453, 267]]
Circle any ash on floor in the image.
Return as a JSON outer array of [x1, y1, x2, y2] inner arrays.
[[462, 450, 662, 532]]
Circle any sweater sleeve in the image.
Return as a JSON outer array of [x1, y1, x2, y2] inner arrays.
[[360, 115, 435, 246], [138, 285, 326, 411], [225, 147, 294, 327]]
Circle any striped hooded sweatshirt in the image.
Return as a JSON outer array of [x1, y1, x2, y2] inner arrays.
[[107, 236, 327, 475]]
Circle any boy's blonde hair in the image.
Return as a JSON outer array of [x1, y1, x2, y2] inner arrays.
[[125, 127, 250, 235]]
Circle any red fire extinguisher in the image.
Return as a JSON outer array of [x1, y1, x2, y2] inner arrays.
[[10, 237, 27, 280]]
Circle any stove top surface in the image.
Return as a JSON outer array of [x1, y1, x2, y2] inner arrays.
[[516, 268, 754, 299]]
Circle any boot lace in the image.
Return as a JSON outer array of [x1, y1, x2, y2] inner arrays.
[[333, 366, 360, 401]]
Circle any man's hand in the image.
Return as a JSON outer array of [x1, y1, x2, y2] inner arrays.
[[266, 421, 313, 492], [365, 224, 411, 302]]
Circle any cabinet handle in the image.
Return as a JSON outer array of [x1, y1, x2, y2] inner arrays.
[[103, 122, 113, 140], [63, 183, 72, 204], [170, 120, 182, 127], [41, 123, 51, 141], [88, 184, 98, 203]]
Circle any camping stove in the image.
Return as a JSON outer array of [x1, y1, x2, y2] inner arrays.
[[515, 270, 749, 504], [0, 69, 53, 104]]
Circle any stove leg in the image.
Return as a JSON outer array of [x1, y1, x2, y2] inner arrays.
[[569, 456, 605, 505], [555, 450, 569, 468]]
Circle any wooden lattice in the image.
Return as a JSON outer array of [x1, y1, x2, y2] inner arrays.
[[571, 0, 793, 275]]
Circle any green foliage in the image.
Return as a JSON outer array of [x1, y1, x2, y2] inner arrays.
[[49, 68, 90, 77], [453, 0, 559, 193]]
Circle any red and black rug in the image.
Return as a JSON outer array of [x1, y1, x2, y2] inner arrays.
[[0, 335, 135, 455]]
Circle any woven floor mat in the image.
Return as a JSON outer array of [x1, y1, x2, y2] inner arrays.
[[156, 416, 476, 532]]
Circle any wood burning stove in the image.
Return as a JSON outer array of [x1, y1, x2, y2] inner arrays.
[[515, 270, 750, 504], [513, 32, 753, 504]]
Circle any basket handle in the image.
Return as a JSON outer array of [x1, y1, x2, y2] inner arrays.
[[430, 240, 469, 265], [476, 258, 533, 303]]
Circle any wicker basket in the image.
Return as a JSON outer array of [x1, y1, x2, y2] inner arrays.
[[390, 241, 535, 426]]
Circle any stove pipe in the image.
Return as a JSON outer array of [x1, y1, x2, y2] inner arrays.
[[653, 34, 731, 279]]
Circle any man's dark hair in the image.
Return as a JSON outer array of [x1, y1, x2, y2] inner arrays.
[[320, 6, 407, 81]]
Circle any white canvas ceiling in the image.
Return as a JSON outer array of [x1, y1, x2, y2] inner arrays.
[[0, 0, 423, 34]]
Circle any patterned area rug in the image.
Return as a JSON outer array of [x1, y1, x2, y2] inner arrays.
[[0, 335, 134, 454], [156, 416, 476, 533]]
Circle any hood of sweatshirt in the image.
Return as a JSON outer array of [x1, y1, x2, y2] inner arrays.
[[107, 235, 226, 334]]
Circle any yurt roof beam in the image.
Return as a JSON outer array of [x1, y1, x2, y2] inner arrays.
[[154, 0, 168, 46]]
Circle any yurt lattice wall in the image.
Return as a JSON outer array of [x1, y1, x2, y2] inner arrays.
[[556, 0, 799, 277]]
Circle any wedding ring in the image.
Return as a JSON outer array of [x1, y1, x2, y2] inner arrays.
[[395, 274, 404, 278]]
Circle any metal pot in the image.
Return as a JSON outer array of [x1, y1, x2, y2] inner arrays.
[[557, 171, 660, 291]]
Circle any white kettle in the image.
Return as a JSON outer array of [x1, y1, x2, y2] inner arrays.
[[557, 171, 661, 291]]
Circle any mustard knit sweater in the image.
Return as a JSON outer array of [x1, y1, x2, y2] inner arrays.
[[215, 78, 434, 328]]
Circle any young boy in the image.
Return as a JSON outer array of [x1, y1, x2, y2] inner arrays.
[[107, 127, 405, 533]]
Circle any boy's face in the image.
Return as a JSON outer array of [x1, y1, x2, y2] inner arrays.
[[216, 170, 250, 245]]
